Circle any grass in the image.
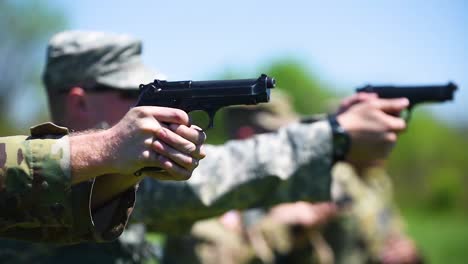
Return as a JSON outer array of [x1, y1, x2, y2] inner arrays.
[[402, 209, 468, 264]]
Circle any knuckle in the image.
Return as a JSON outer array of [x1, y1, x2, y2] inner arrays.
[[199, 131, 207, 144], [184, 143, 197, 154], [132, 106, 147, 118], [182, 156, 196, 169], [389, 119, 406, 131], [191, 158, 200, 169], [152, 140, 164, 152], [171, 110, 188, 124], [191, 124, 203, 131], [385, 133, 397, 143], [160, 158, 173, 170], [198, 145, 207, 159], [368, 100, 379, 108], [141, 150, 151, 160], [397, 120, 407, 130]]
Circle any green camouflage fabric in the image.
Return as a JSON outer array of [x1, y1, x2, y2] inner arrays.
[[43, 30, 164, 92], [0, 123, 138, 263], [162, 209, 324, 264], [162, 218, 256, 264], [134, 120, 333, 234], [161, 162, 408, 264], [0, 31, 163, 264], [325, 162, 406, 264], [0, 123, 75, 243], [0, 224, 156, 264], [0, 122, 137, 264], [0, 120, 333, 263], [32, 30, 333, 263]]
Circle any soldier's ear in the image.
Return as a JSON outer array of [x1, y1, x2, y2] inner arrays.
[[66, 86, 89, 119]]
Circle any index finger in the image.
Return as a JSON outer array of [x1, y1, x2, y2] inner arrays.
[[139, 106, 190, 125], [169, 124, 207, 145], [374, 98, 409, 114], [338, 93, 378, 113]]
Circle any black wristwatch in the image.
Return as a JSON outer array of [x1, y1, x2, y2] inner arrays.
[[328, 114, 351, 163]]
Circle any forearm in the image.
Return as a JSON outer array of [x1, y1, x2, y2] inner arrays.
[[134, 121, 333, 233], [69, 131, 140, 235], [70, 130, 114, 184]]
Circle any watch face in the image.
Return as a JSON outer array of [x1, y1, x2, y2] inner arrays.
[[334, 134, 349, 158], [329, 115, 350, 161]]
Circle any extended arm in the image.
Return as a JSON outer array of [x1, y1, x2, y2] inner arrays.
[[0, 106, 206, 243], [134, 96, 410, 234], [134, 120, 333, 233]]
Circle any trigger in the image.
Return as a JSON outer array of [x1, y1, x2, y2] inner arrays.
[[207, 111, 216, 129], [401, 105, 413, 122]]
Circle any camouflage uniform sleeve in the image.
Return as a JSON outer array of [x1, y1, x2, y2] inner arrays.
[[0, 123, 134, 244], [134, 120, 333, 233]]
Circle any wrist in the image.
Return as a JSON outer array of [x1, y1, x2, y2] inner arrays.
[[70, 129, 114, 183]]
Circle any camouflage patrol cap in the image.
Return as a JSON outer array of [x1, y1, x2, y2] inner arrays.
[[43, 30, 164, 92]]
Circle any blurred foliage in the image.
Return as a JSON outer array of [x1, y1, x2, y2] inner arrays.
[[388, 112, 468, 212], [0, 0, 67, 135], [403, 209, 468, 264], [265, 59, 335, 114]]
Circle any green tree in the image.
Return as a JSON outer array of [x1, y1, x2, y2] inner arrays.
[[0, 0, 67, 134]]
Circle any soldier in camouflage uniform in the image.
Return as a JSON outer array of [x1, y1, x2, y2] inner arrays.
[[162, 90, 421, 264], [0, 100, 208, 247], [326, 162, 422, 264], [0, 30, 411, 263], [0, 30, 208, 262]]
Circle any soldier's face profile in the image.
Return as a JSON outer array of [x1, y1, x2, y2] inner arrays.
[[86, 89, 137, 126]]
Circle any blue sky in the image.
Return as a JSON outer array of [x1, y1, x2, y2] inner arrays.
[[44, 0, 467, 124]]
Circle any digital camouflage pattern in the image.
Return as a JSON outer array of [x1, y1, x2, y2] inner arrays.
[[162, 208, 327, 264], [0, 119, 333, 263], [134, 120, 333, 234], [326, 162, 406, 264], [6, 30, 334, 263], [161, 162, 408, 264], [43, 30, 164, 92]]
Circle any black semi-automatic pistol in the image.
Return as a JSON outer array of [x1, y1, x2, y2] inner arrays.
[[137, 74, 276, 128]]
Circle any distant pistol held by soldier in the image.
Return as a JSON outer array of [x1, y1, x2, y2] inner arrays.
[[356, 82, 457, 121]]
